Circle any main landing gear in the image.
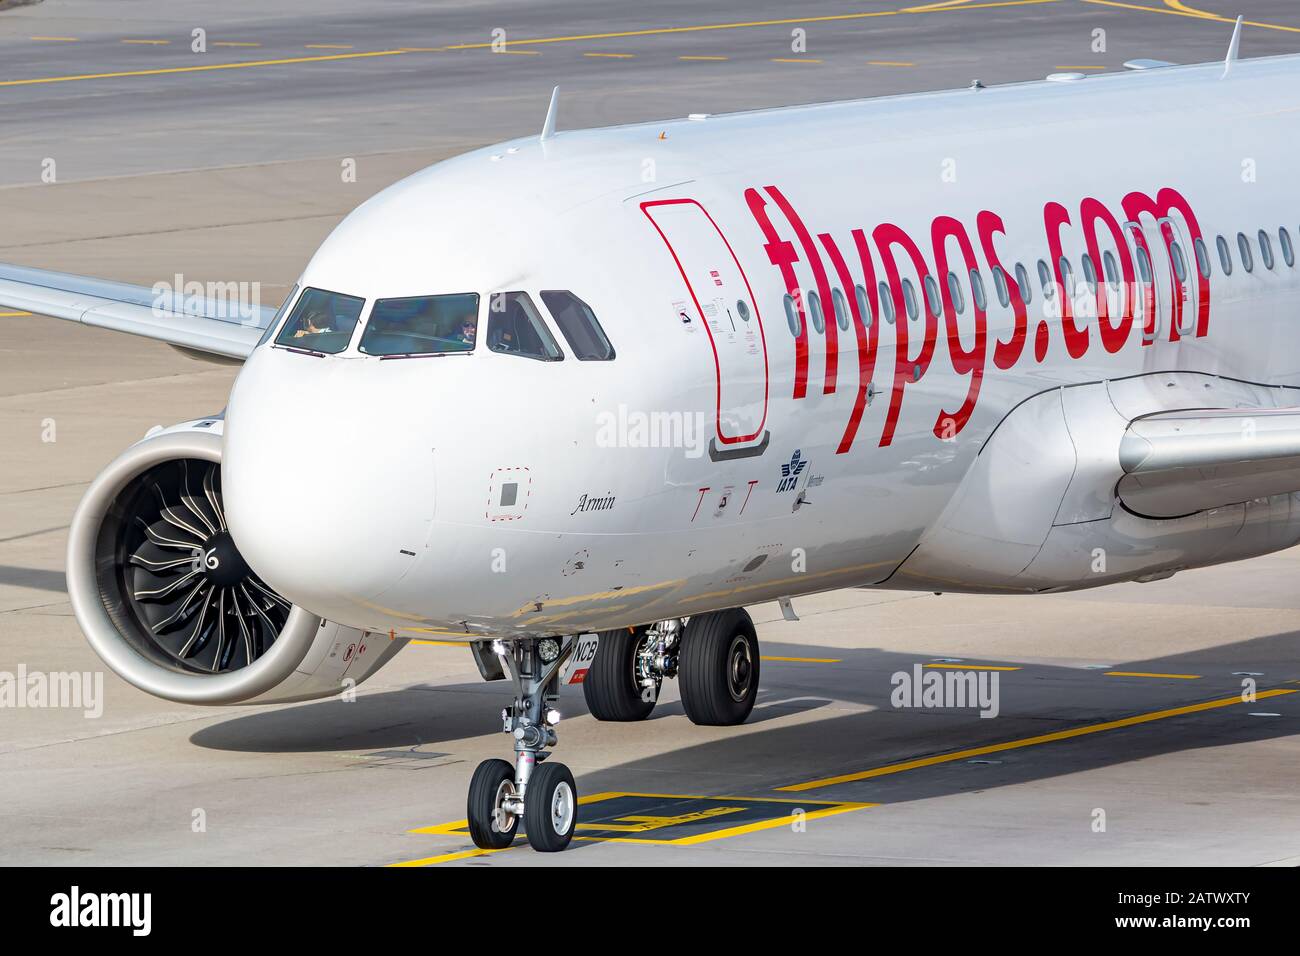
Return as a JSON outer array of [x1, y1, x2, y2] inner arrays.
[[583, 608, 760, 727], [467, 637, 578, 852]]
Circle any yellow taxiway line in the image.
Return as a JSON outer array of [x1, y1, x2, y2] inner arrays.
[[1083, 0, 1300, 33], [0, 48, 409, 88], [1105, 670, 1202, 679], [779, 688, 1297, 791]]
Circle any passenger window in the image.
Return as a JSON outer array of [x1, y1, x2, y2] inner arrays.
[[1217, 235, 1233, 275], [1081, 253, 1097, 293], [1258, 230, 1275, 271], [540, 291, 614, 360], [831, 287, 850, 331], [360, 292, 480, 356], [487, 292, 563, 361], [992, 266, 1010, 308], [924, 275, 942, 316], [1102, 250, 1119, 286], [1058, 257, 1075, 299], [854, 284, 874, 328], [946, 271, 966, 313], [1015, 262, 1032, 304], [1037, 259, 1054, 298], [970, 270, 987, 312], [1238, 232, 1254, 273], [1170, 241, 1188, 282], [807, 290, 826, 334], [275, 286, 366, 354], [878, 281, 896, 324], [1281, 228, 1295, 268], [1193, 238, 1211, 278], [1136, 246, 1153, 284], [901, 279, 918, 321], [783, 294, 802, 336]]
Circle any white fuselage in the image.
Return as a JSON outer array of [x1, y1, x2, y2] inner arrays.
[[222, 54, 1300, 641]]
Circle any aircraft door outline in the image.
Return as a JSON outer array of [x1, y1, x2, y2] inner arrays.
[[641, 198, 771, 461]]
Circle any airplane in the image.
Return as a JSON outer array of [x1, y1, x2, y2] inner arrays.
[[6, 19, 1299, 852]]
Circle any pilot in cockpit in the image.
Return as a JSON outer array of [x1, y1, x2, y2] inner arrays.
[[291, 308, 333, 339], [454, 312, 477, 347]]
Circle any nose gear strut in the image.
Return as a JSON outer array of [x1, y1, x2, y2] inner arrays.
[[466, 636, 578, 853]]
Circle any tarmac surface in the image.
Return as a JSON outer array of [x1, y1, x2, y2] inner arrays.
[[2, 0, 1299, 866]]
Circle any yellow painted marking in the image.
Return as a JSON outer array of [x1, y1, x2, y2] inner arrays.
[[584, 52, 637, 58], [31, 36, 79, 42], [444, 0, 1057, 52], [445, 13, 898, 49], [577, 806, 746, 833], [1105, 670, 1202, 679], [762, 655, 842, 663], [122, 39, 170, 45], [1083, 0, 1300, 32], [868, 60, 916, 66], [903, 0, 1060, 10], [1163, 0, 1217, 15], [213, 41, 262, 48], [679, 55, 729, 61], [395, 792, 872, 863], [0, 311, 31, 317], [771, 57, 823, 64], [780, 689, 1297, 791], [305, 44, 354, 50], [576, 799, 874, 846], [903, 0, 987, 10], [389, 847, 504, 866], [0, 49, 409, 88], [924, 662, 1021, 671], [410, 639, 464, 647]]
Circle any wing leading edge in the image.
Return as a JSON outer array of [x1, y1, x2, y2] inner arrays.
[[0, 262, 276, 361]]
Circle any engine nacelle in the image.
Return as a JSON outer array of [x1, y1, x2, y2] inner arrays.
[[66, 417, 408, 705]]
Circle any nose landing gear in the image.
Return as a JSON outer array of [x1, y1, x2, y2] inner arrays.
[[466, 636, 578, 852]]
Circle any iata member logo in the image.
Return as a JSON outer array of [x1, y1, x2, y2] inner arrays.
[[776, 450, 807, 493]]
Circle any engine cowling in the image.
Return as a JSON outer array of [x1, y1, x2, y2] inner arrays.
[[66, 418, 408, 705]]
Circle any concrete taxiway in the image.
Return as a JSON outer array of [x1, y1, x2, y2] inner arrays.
[[2, 0, 1299, 866]]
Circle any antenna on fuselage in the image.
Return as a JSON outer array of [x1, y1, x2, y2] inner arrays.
[[1223, 15, 1243, 76], [540, 86, 560, 143]]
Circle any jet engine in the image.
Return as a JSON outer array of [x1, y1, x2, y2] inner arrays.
[[66, 418, 407, 705]]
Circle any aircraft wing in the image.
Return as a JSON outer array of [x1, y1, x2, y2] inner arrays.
[[1118, 407, 1300, 518], [0, 262, 277, 361]]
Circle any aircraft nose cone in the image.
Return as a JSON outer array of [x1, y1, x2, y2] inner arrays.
[[221, 351, 435, 625]]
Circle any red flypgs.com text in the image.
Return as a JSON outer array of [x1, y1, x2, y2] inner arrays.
[[744, 185, 1210, 453]]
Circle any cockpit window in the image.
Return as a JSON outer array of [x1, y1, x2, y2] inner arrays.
[[359, 293, 479, 356], [540, 290, 615, 361], [257, 283, 299, 349], [487, 292, 564, 361], [274, 287, 365, 354]]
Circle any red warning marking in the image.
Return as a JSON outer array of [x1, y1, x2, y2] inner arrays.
[[691, 486, 711, 522]]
